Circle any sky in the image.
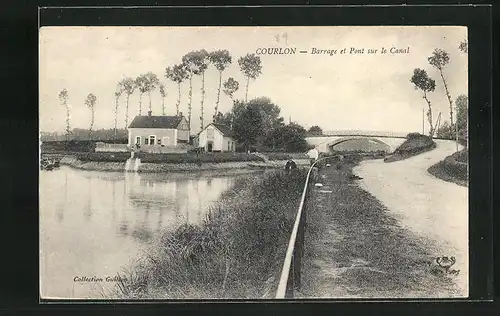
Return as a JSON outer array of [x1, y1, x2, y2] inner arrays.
[[39, 26, 467, 135]]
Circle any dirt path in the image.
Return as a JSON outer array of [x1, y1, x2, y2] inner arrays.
[[298, 145, 466, 298], [353, 140, 468, 296]]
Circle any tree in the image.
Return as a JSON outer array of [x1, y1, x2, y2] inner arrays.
[[209, 50, 232, 122], [436, 121, 454, 139], [410, 68, 437, 138], [143, 72, 160, 113], [159, 83, 166, 115], [135, 75, 148, 115], [459, 40, 468, 53], [265, 123, 309, 152], [182, 51, 209, 130], [223, 77, 239, 102], [191, 50, 210, 130], [455, 94, 468, 145], [59, 89, 70, 141], [119, 77, 136, 128], [84, 93, 97, 140], [428, 49, 455, 132], [238, 54, 262, 102], [113, 85, 123, 142], [308, 125, 323, 136], [165, 63, 189, 116], [232, 103, 263, 152]]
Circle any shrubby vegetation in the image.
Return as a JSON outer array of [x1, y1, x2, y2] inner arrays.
[[136, 152, 264, 164], [112, 169, 307, 299], [427, 149, 468, 186], [384, 133, 436, 162]]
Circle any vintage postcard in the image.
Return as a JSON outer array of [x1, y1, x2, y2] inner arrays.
[[39, 26, 469, 300]]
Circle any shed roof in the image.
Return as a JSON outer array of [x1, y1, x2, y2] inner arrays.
[[129, 115, 185, 129], [201, 123, 233, 137]]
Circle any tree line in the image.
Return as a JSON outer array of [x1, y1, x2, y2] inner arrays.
[[57, 50, 263, 141], [410, 39, 468, 148]]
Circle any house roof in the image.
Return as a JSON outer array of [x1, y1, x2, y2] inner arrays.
[[213, 124, 233, 137], [129, 115, 185, 129], [200, 123, 233, 137]]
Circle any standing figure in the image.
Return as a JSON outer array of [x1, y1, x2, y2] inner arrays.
[[306, 147, 319, 167]]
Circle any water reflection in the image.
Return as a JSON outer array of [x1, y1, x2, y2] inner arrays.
[[39, 166, 239, 299]]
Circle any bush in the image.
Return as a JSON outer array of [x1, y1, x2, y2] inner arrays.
[[395, 134, 435, 155], [135, 152, 265, 164], [428, 149, 468, 186], [41, 140, 96, 153], [73, 152, 131, 162], [262, 153, 293, 161]]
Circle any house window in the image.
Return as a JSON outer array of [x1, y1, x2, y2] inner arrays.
[[207, 128, 214, 140], [135, 136, 141, 145], [149, 135, 156, 146], [157, 138, 161, 145], [144, 138, 149, 145]]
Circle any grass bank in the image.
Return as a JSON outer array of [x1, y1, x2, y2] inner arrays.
[[110, 169, 307, 299], [427, 149, 468, 187], [299, 156, 461, 298], [384, 133, 436, 162]]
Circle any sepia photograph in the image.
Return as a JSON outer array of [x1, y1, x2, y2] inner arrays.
[[39, 26, 469, 300]]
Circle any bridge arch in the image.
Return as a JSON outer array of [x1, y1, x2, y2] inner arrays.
[[327, 137, 393, 153]]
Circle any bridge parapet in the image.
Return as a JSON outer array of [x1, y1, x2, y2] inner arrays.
[[306, 134, 407, 153]]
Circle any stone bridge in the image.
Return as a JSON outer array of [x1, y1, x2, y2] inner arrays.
[[306, 131, 409, 153]]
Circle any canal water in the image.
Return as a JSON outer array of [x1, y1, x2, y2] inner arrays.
[[40, 166, 247, 299]]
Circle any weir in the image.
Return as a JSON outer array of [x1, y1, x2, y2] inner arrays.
[[125, 151, 141, 172]]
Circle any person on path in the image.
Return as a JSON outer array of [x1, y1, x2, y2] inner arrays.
[[306, 147, 319, 167]]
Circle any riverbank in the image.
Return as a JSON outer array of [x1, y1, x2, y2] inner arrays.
[[299, 155, 462, 298], [110, 169, 307, 299], [384, 133, 436, 162], [427, 149, 468, 187], [60, 155, 311, 173]]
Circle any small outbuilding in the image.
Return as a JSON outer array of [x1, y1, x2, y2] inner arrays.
[[194, 123, 236, 152]]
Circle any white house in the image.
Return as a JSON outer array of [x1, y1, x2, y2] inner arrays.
[[128, 111, 190, 153], [194, 123, 236, 152]]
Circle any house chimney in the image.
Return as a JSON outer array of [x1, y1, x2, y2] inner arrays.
[[178, 111, 183, 117], [148, 110, 152, 117]]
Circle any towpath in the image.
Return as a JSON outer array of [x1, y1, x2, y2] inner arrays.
[[298, 140, 467, 298]]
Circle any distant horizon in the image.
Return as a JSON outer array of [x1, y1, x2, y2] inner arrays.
[[40, 26, 468, 135]]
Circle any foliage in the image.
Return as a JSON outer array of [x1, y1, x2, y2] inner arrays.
[[427, 48, 450, 71], [232, 102, 263, 151], [435, 121, 454, 139], [209, 50, 232, 72], [165, 63, 189, 115], [41, 128, 128, 142], [238, 53, 263, 80], [428, 149, 468, 186], [119, 77, 136, 128], [159, 83, 166, 115], [264, 123, 309, 152], [410, 68, 437, 137], [135, 152, 265, 164], [112, 169, 307, 299], [410, 69, 436, 92], [455, 95, 468, 132], [308, 125, 323, 136], [84, 93, 97, 139], [385, 133, 436, 162], [41, 140, 97, 153], [459, 40, 468, 53], [210, 50, 233, 122], [223, 77, 239, 100], [59, 88, 70, 141], [238, 54, 262, 101]]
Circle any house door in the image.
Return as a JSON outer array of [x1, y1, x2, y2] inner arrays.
[[207, 141, 213, 152]]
